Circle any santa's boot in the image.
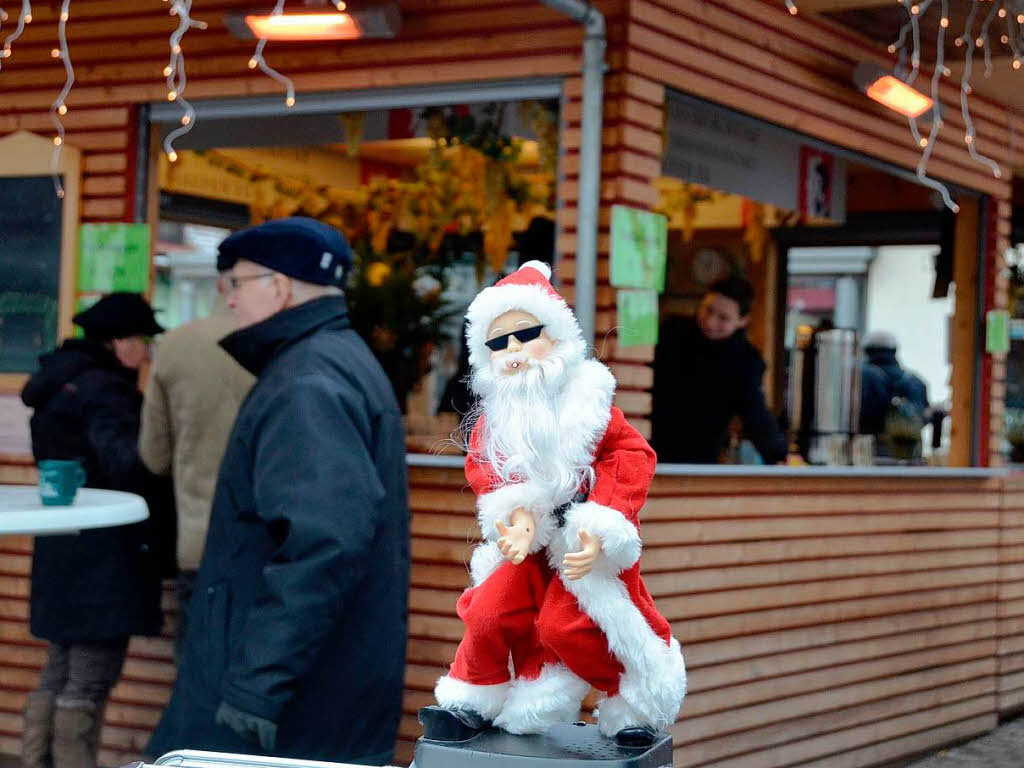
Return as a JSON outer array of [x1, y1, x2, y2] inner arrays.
[[52, 701, 103, 768], [21, 691, 56, 768], [422, 675, 509, 741], [596, 693, 660, 747], [492, 663, 590, 735]]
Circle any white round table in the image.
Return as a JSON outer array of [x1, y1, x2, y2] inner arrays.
[[0, 485, 149, 535]]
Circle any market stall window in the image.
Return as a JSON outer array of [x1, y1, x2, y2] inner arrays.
[[153, 100, 559, 452], [651, 90, 975, 468]]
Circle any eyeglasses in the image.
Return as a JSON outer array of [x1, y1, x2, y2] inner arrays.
[[225, 272, 275, 291], [484, 324, 545, 352]]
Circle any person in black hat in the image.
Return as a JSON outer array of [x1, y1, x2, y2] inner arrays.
[[147, 217, 410, 765], [20, 292, 172, 768]]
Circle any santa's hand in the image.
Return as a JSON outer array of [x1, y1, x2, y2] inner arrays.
[[496, 519, 533, 565], [562, 530, 602, 580]]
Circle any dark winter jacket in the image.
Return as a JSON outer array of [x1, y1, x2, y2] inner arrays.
[[651, 315, 787, 464], [859, 350, 930, 435], [21, 339, 171, 644], [147, 296, 410, 765]]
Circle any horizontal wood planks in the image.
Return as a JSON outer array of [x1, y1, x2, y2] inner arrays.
[[649, 473, 1004, 767], [0, 469, 1016, 767]]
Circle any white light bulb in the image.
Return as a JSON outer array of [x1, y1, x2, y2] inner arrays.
[[168, 150, 178, 162], [24, 13, 31, 22], [334, 0, 346, 9], [163, 65, 173, 76], [888, 44, 897, 53], [999, 7, 1007, 17], [53, 136, 62, 146], [976, 37, 984, 47], [57, 189, 65, 199], [919, 137, 928, 147], [940, 17, 949, 27], [1003, 35, 1010, 44], [181, 115, 191, 125], [910, 4, 919, 14], [286, 96, 295, 107], [168, 90, 178, 101], [51, 48, 61, 58], [248, 57, 258, 69], [173, 44, 181, 54], [1014, 58, 1022, 70], [965, 134, 973, 144], [60, 12, 68, 21], [58, 104, 67, 115]]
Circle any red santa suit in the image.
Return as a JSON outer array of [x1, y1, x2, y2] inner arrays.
[[434, 261, 687, 737]]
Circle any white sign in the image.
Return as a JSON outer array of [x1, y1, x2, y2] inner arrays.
[[663, 90, 847, 222]]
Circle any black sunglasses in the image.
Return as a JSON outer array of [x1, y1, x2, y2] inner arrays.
[[485, 324, 546, 352]]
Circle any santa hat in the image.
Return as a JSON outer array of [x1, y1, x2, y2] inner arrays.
[[465, 261, 587, 372]]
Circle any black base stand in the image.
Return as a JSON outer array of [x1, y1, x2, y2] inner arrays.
[[412, 721, 673, 768]]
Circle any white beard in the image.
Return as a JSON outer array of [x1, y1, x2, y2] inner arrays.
[[467, 347, 594, 503]]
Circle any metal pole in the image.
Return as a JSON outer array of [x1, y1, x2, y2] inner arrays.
[[537, 0, 605, 349]]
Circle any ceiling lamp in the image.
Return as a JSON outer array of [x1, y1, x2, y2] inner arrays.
[[853, 61, 933, 119], [226, 1, 399, 41]]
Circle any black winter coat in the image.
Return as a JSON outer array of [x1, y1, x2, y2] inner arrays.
[[147, 297, 410, 766], [21, 339, 171, 644], [651, 315, 787, 464]]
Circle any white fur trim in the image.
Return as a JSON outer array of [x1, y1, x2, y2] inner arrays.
[[434, 675, 509, 721], [564, 501, 642, 572], [469, 541, 506, 586], [477, 482, 557, 554], [595, 694, 646, 737], [547, 531, 687, 730], [465, 282, 588, 375], [519, 260, 551, 280], [492, 663, 591, 735]]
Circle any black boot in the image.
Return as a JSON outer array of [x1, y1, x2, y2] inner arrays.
[[615, 725, 658, 748], [418, 706, 490, 741]]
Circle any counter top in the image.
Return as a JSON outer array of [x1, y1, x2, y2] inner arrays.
[[404, 453, 1007, 478]]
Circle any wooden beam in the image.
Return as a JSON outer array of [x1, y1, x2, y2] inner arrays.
[[950, 197, 981, 467]]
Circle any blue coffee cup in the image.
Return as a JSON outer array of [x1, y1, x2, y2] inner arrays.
[[38, 460, 87, 506]]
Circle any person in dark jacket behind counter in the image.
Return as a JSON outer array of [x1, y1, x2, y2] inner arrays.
[[20, 292, 172, 768], [146, 217, 410, 766], [651, 277, 787, 464]]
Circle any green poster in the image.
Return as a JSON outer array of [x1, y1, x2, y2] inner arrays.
[[986, 309, 1010, 354], [78, 223, 151, 293], [616, 289, 659, 347], [610, 205, 668, 292]]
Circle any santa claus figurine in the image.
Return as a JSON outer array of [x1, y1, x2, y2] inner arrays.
[[419, 262, 687, 747]]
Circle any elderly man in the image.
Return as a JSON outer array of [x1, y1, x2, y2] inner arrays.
[[419, 262, 686, 747], [146, 217, 410, 765]]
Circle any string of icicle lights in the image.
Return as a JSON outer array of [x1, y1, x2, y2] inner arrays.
[[161, 0, 206, 163], [784, 0, 1021, 212], [0, 0, 32, 70], [247, 0, 297, 112], [51, 0, 73, 198]]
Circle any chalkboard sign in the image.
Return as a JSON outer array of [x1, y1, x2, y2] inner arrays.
[[0, 175, 63, 373]]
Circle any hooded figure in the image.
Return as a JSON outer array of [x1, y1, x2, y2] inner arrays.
[[420, 262, 686, 746], [20, 292, 171, 768]]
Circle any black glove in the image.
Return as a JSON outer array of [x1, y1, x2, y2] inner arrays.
[[215, 701, 277, 751]]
